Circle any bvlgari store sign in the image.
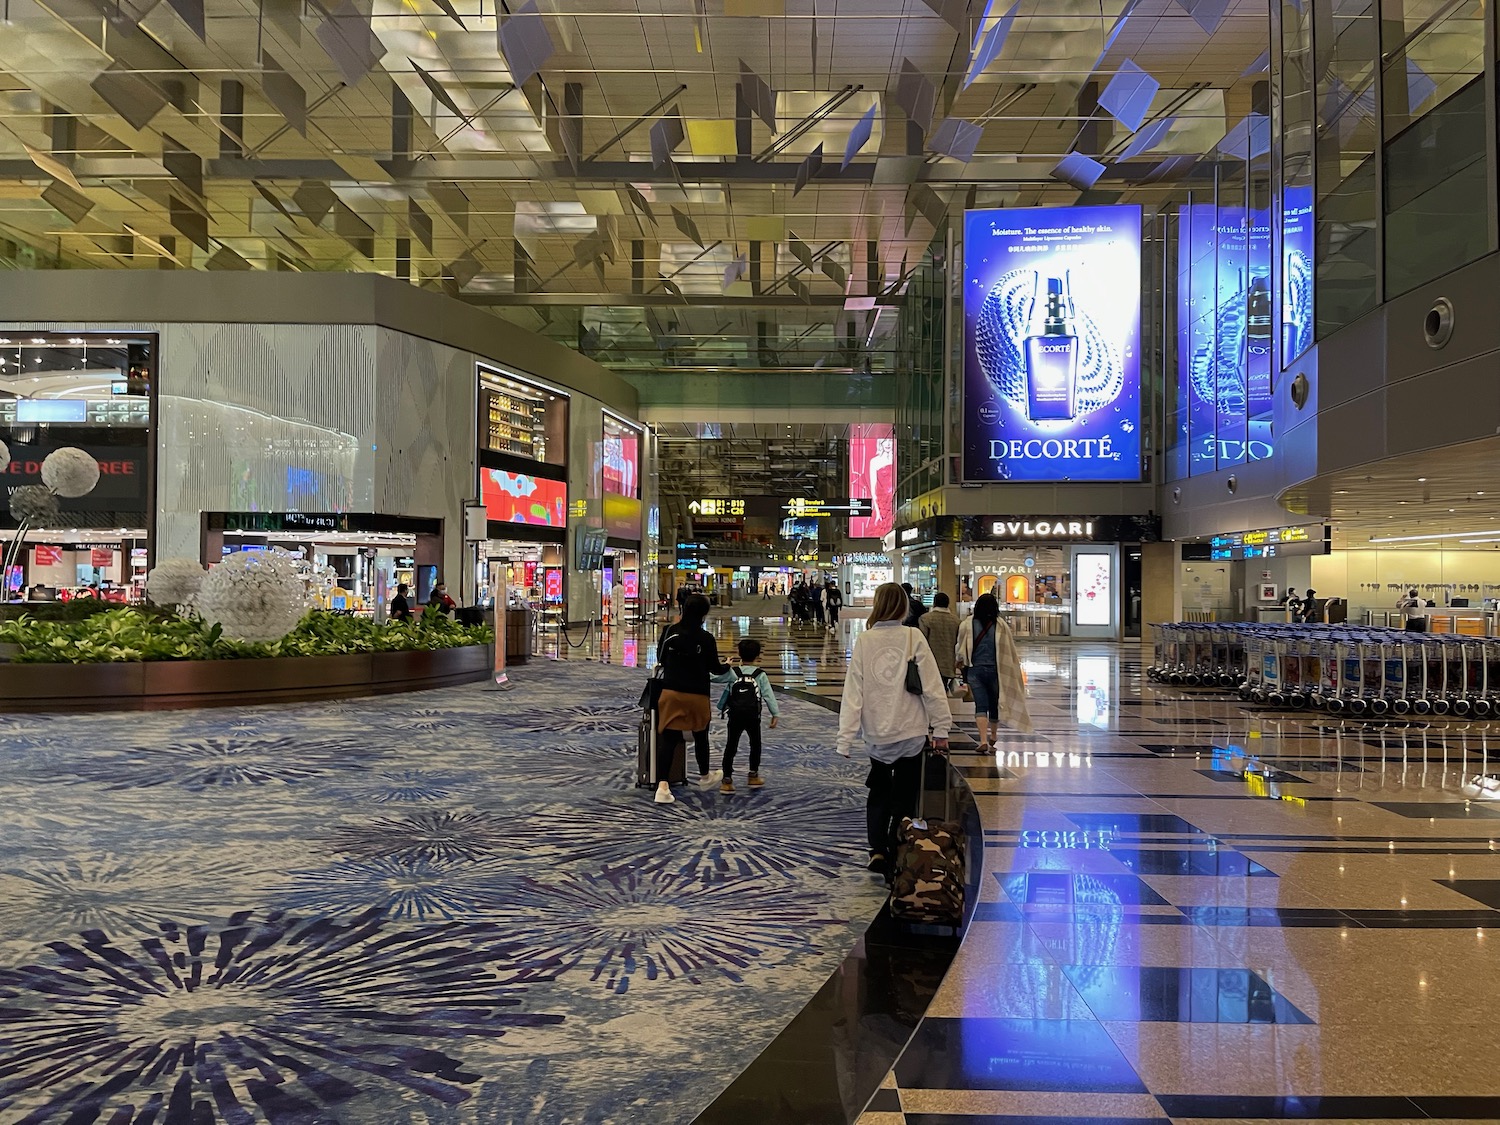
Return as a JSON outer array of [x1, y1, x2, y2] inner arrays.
[[989, 519, 1095, 540], [964, 514, 1162, 544]]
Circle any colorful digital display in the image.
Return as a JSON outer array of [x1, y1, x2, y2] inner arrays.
[[1178, 205, 1274, 473], [848, 422, 895, 540], [544, 568, 563, 603], [622, 571, 639, 599], [600, 421, 640, 499], [963, 205, 1142, 482], [481, 469, 567, 527], [1074, 552, 1113, 627]]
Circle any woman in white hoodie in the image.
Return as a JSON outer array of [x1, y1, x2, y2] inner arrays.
[[838, 582, 952, 875]]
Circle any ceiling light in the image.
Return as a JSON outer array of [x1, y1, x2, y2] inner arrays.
[[1418, 477, 1427, 482], [1370, 530, 1500, 543]]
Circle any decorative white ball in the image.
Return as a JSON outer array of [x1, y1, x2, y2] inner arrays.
[[40, 446, 101, 498], [147, 558, 207, 609], [0, 440, 9, 474], [194, 549, 308, 643], [9, 484, 59, 524]]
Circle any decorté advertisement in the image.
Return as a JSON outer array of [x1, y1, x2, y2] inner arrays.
[[963, 205, 1142, 482]]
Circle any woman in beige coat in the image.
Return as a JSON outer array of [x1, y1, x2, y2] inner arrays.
[[955, 593, 1034, 749]]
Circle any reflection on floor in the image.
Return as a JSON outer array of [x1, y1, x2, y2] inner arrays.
[[0, 659, 887, 1124], [849, 639, 1500, 1125]]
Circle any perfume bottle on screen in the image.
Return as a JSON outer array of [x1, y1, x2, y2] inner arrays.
[[1023, 273, 1078, 421], [1246, 272, 1272, 410]]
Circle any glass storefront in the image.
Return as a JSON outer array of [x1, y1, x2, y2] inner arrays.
[[961, 545, 1073, 636], [0, 332, 155, 601]]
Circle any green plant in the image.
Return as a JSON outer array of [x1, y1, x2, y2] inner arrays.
[[0, 608, 492, 664]]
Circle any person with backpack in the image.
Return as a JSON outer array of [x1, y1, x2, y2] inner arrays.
[[956, 592, 1033, 750], [823, 580, 843, 631], [653, 593, 730, 804], [714, 637, 780, 793]]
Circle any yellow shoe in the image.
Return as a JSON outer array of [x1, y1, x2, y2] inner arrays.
[[720, 778, 735, 794], [748, 773, 765, 788]]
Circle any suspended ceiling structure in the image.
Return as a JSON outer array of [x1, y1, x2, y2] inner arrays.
[[0, 0, 1265, 370]]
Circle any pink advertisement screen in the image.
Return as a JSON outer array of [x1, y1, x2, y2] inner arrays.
[[849, 423, 895, 539], [482, 469, 567, 527], [601, 428, 639, 498]]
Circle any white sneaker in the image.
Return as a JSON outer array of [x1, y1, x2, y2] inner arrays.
[[654, 786, 675, 805], [697, 769, 724, 791]]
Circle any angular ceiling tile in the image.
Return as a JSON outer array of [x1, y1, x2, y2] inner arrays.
[[498, 0, 556, 87], [261, 53, 308, 135], [91, 64, 168, 131], [41, 180, 94, 224], [686, 118, 737, 157]]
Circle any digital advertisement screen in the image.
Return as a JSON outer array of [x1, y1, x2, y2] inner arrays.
[[1074, 552, 1113, 627], [16, 399, 87, 423], [544, 568, 563, 603], [848, 422, 895, 540], [599, 422, 640, 499], [622, 571, 639, 599], [482, 469, 567, 527], [1178, 205, 1274, 473], [1283, 185, 1314, 363], [963, 205, 1142, 482]]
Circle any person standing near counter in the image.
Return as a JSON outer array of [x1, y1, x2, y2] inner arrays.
[[1397, 589, 1421, 611]]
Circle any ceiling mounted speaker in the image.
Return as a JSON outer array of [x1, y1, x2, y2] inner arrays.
[[1227, 475, 1238, 494], [1172, 487, 1181, 505], [1424, 296, 1454, 349], [1290, 372, 1310, 410]]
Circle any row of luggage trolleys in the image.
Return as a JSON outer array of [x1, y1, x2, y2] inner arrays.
[[1148, 623, 1500, 717]]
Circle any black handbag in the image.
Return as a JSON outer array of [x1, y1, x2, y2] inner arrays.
[[904, 628, 924, 695]]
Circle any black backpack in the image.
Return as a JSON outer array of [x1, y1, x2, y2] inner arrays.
[[727, 668, 761, 722], [827, 587, 842, 607]]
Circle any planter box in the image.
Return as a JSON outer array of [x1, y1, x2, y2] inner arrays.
[[371, 645, 491, 685], [143, 654, 375, 697], [0, 661, 146, 702], [0, 645, 490, 712]]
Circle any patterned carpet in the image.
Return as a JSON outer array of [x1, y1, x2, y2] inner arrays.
[[0, 661, 886, 1125]]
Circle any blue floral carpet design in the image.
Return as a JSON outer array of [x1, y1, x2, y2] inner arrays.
[[0, 662, 884, 1124]]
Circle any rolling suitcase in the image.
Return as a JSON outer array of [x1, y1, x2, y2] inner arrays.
[[635, 671, 687, 788], [889, 749, 966, 928]]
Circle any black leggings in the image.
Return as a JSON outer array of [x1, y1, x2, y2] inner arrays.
[[657, 727, 711, 781], [865, 753, 923, 857]]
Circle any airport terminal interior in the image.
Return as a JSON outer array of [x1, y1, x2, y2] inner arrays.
[[2, 0, 1500, 1120]]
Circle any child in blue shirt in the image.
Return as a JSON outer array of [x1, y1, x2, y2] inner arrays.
[[714, 637, 779, 793]]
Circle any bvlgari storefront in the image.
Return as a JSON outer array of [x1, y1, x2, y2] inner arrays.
[[897, 514, 1159, 639]]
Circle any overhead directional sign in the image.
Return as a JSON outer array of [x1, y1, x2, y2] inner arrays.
[[784, 497, 873, 517], [687, 497, 746, 517]]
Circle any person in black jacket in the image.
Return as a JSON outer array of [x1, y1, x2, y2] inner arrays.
[[653, 593, 730, 805], [390, 583, 412, 622], [902, 581, 927, 627]]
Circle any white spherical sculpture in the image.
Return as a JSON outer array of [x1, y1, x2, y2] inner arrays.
[[194, 550, 308, 643], [9, 484, 59, 525], [147, 558, 207, 609], [40, 446, 101, 498]]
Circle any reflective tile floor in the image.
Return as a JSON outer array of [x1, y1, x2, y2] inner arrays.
[[848, 640, 1500, 1125]]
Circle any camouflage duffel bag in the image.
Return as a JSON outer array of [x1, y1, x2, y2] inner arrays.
[[889, 815, 965, 926]]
